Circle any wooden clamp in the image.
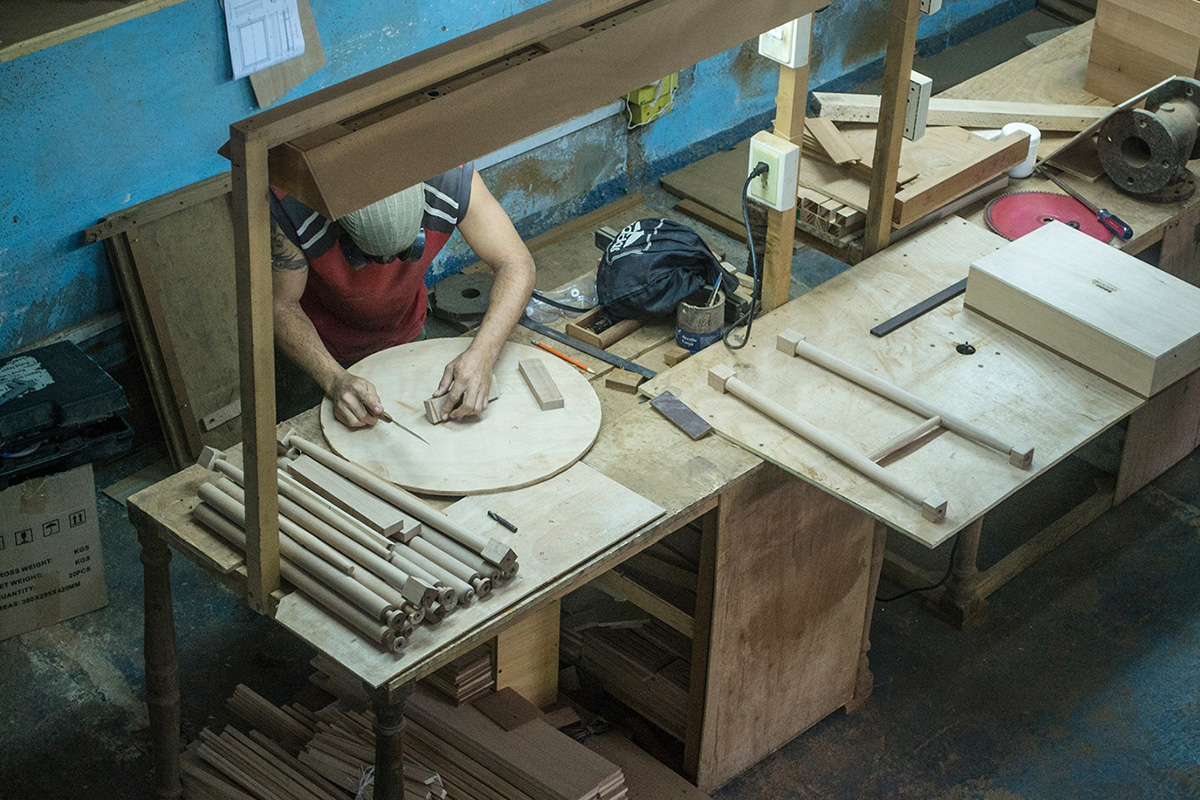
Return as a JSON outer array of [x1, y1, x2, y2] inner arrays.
[[708, 364, 947, 522], [776, 329, 1034, 469]]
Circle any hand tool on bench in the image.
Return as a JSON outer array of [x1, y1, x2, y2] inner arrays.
[[1037, 166, 1133, 241], [374, 408, 430, 444], [520, 317, 657, 380]]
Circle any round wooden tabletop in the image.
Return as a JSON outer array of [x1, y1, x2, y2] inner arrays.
[[320, 338, 602, 495]]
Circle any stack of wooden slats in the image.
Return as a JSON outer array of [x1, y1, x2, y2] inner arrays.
[[422, 645, 495, 706], [405, 685, 627, 800], [563, 620, 691, 741], [799, 188, 865, 240], [181, 684, 447, 800]]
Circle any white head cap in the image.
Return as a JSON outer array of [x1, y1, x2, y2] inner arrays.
[[339, 183, 426, 259]]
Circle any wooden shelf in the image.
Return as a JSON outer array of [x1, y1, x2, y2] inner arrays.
[[0, 0, 189, 63]]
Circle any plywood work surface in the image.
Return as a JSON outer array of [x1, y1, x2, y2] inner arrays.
[[273, 461, 664, 688], [320, 339, 601, 495], [641, 218, 1142, 547]]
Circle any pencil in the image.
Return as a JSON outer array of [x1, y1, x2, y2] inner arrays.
[[531, 340, 596, 374]]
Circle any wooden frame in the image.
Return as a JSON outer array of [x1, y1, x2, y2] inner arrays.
[[228, 0, 831, 612]]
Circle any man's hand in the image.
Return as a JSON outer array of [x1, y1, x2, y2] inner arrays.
[[328, 371, 383, 428], [431, 346, 496, 421]]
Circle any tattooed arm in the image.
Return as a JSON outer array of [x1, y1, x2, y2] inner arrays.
[[271, 218, 381, 427]]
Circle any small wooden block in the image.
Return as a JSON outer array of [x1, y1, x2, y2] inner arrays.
[[1008, 445, 1035, 470], [663, 346, 692, 367], [776, 328, 804, 355], [481, 538, 518, 572], [921, 494, 948, 523], [604, 368, 644, 394], [518, 359, 564, 410], [708, 364, 736, 392], [424, 375, 503, 423]]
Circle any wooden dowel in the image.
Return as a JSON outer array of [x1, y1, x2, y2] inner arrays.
[[777, 330, 1034, 468], [393, 542, 476, 604], [709, 365, 946, 522], [868, 416, 942, 462], [281, 432, 517, 570], [408, 537, 491, 599], [416, 527, 502, 581], [196, 488, 397, 625], [387, 549, 459, 611], [276, 470, 393, 556]]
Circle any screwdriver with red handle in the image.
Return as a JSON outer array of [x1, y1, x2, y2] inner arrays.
[[1037, 166, 1133, 241]]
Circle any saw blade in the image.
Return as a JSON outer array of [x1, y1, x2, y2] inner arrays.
[[984, 191, 1113, 242]]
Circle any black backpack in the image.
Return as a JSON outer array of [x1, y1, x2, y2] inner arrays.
[[596, 219, 729, 320]]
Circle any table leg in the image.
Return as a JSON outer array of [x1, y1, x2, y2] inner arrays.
[[371, 681, 414, 800], [139, 529, 182, 800], [848, 521, 887, 712], [932, 517, 985, 627]]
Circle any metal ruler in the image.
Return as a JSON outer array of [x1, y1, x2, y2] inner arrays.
[[520, 317, 658, 380]]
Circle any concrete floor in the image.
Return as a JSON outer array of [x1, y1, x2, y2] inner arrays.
[[6, 10, 1199, 800]]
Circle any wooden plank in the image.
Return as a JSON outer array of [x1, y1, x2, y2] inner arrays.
[[472, 687, 542, 731], [494, 600, 561, 709], [265, 0, 829, 218], [674, 199, 748, 243], [1084, 0, 1200, 102], [966, 221, 1200, 398], [593, 569, 694, 637], [763, 60, 810, 312], [812, 93, 1111, 131], [892, 130, 1028, 226], [584, 732, 714, 800], [249, 0, 326, 109], [863, 0, 922, 255], [805, 117, 860, 164], [0, 0, 190, 63], [692, 467, 875, 792], [283, 455, 415, 538]]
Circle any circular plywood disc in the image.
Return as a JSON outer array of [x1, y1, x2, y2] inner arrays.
[[320, 339, 601, 496]]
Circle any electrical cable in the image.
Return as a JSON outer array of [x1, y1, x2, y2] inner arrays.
[[724, 161, 771, 350], [875, 535, 962, 602]]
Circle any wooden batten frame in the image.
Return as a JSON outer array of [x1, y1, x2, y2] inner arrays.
[[228, 0, 831, 612]]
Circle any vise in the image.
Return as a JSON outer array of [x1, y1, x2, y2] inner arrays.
[[1098, 77, 1200, 202]]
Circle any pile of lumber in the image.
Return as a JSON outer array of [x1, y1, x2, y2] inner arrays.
[[191, 432, 519, 655], [405, 684, 627, 800], [563, 620, 691, 741], [422, 645, 495, 706], [799, 188, 864, 240], [181, 684, 447, 800]]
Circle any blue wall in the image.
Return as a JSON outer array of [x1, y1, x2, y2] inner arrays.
[[0, 0, 1031, 357]]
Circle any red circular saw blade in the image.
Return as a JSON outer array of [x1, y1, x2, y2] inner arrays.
[[984, 191, 1113, 242]]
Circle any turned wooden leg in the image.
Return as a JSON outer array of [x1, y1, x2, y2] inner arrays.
[[848, 521, 888, 711], [932, 517, 985, 628], [371, 681, 413, 800], [140, 529, 182, 800]]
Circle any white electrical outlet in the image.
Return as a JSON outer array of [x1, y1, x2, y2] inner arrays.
[[905, 71, 933, 141], [747, 131, 800, 211], [920, 0, 943, 14], [757, 15, 812, 69]]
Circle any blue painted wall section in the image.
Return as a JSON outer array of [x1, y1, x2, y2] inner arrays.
[[0, 0, 1032, 356]]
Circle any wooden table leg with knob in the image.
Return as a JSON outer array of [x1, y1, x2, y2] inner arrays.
[[371, 681, 414, 800], [139, 528, 183, 800]]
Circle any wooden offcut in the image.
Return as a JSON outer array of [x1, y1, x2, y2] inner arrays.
[[565, 306, 642, 349], [891, 130, 1029, 226], [519, 358, 565, 410], [966, 221, 1200, 398], [604, 368, 644, 395], [813, 93, 1111, 131], [283, 455, 414, 538], [1084, 0, 1200, 103]]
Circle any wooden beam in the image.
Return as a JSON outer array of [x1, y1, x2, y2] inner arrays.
[[230, 129, 280, 615], [891, 130, 1028, 226], [863, 0, 922, 255], [762, 60, 811, 312], [593, 569, 695, 638], [812, 93, 1111, 131], [264, 0, 829, 218]]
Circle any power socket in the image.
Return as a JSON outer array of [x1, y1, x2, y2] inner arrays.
[[757, 14, 812, 69], [747, 131, 800, 212], [905, 71, 933, 141]]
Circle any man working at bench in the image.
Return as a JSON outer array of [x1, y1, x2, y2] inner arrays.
[[269, 163, 535, 428]]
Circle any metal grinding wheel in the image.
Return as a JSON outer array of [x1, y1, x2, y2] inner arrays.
[[984, 191, 1114, 242], [1097, 77, 1200, 202]]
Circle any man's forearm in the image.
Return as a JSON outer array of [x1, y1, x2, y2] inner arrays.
[[469, 253, 536, 359], [274, 302, 344, 394]]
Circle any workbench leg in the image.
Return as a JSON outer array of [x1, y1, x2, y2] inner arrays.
[[1158, 204, 1200, 286], [1115, 372, 1200, 505], [493, 600, 561, 709], [140, 529, 182, 800], [847, 521, 887, 712], [931, 517, 985, 628], [371, 681, 413, 800]]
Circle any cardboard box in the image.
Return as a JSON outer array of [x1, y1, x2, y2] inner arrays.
[[965, 221, 1200, 398], [0, 464, 107, 640]]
